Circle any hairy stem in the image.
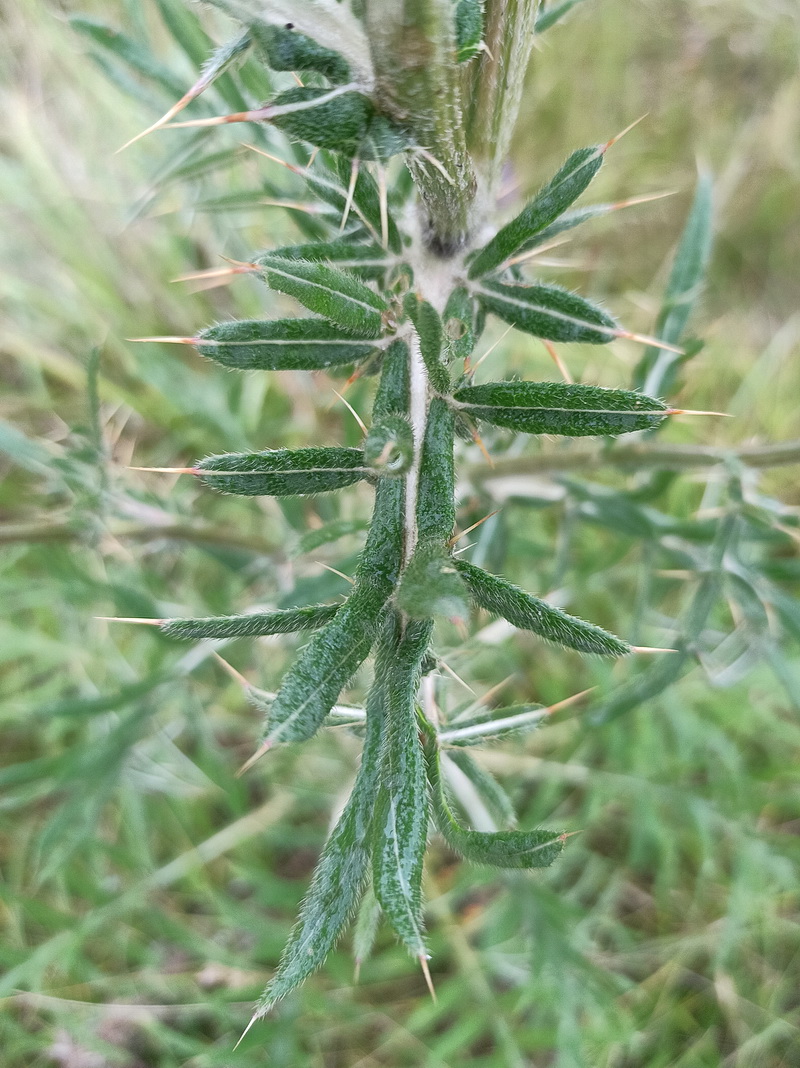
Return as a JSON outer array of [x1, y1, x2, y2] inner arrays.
[[467, 0, 541, 197], [364, 0, 477, 253]]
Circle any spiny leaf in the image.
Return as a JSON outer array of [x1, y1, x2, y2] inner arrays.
[[255, 23, 350, 82], [397, 540, 469, 622], [261, 240, 393, 280], [443, 287, 479, 362], [253, 628, 392, 1015], [364, 415, 415, 476], [417, 398, 456, 541], [269, 86, 373, 155], [455, 559, 632, 656], [372, 339, 411, 421], [474, 280, 618, 344], [262, 348, 409, 745], [635, 172, 714, 397], [468, 144, 605, 278], [455, 0, 484, 62], [161, 603, 341, 641], [258, 255, 388, 337], [196, 318, 379, 371], [372, 618, 433, 956], [453, 380, 669, 436], [265, 584, 388, 745], [197, 447, 368, 496], [423, 724, 566, 868], [535, 0, 588, 34], [404, 294, 449, 392]]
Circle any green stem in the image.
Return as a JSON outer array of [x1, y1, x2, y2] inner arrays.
[[364, 0, 477, 254], [466, 0, 541, 197]]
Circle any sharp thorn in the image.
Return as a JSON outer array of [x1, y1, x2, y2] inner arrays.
[[330, 388, 368, 434], [94, 616, 164, 626], [611, 190, 677, 210], [353, 960, 362, 984], [615, 330, 685, 354], [542, 339, 573, 383], [116, 92, 194, 153], [448, 510, 500, 547], [603, 113, 648, 152], [233, 1012, 260, 1051], [161, 107, 273, 131], [127, 466, 197, 474], [314, 562, 355, 585], [236, 740, 272, 778], [630, 645, 680, 654], [544, 687, 595, 715], [437, 658, 476, 695], [419, 955, 437, 1003], [212, 651, 252, 690], [126, 336, 199, 345], [667, 408, 732, 418], [240, 142, 303, 174]]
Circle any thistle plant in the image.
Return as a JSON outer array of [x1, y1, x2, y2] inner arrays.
[[105, 0, 720, 1032]]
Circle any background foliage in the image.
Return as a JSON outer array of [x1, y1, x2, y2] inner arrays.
[[2, 0, 799, 1064]]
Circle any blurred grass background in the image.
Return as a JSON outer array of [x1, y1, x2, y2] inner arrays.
[[1, 0, 799, 1065]]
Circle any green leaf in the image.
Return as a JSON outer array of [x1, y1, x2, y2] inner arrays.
[[455, 559, 632, 656], [161, 603, 341, 640], [263, 240, 393, 279], [196, 318, 379, 371], [516, 201, 625, 253], [423, 725, 565, 868], [262, 347, 409, 746], [197, 447, 367, 496], [443, 287, 479, 362], [373, 618, 433, 956], [439, 702, 550, 746], [265, 585, 388, 745], [474, 280, 618, 344], [258, 255, 388, 337], [535, 0, 588, 34], [372, 340, 410, 420], [468, 145, 605, 277], [404, 294, 449, 392], [364, 415, 415, 476], [255, 23, 350, 82], [444, 750, 517, 828], [397, 540, 469, 622], [453, 380, 668, 436], [417, 398, 456, 541], [254, 628, 391, 1015], [269, 87, 374, 155], [635, 172, 714, 396], [455, 0, 484, 62]]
